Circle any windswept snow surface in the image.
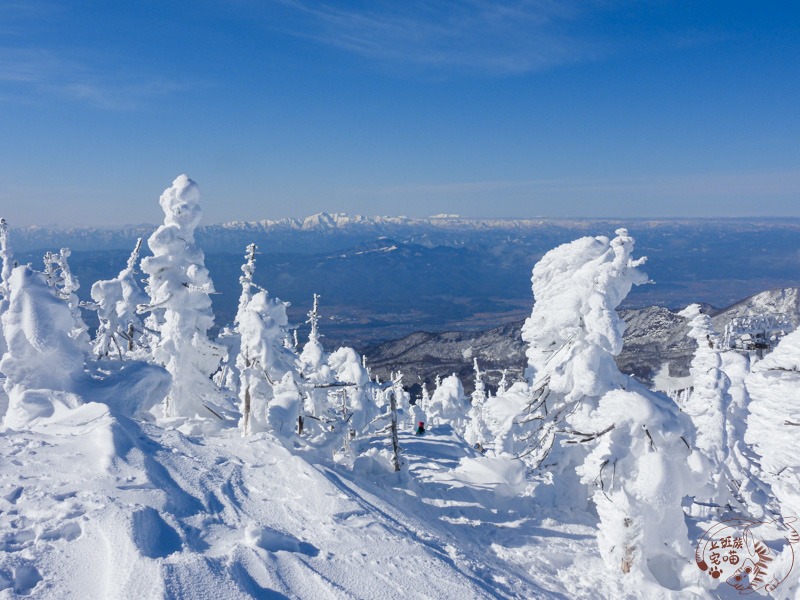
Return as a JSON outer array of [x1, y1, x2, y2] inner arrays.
[[1, 411, 515, 599], [0, 400, 715, 599]]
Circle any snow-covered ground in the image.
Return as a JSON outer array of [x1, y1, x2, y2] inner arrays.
[[1, 397, 699, 600], [0, 400, 583, 599]]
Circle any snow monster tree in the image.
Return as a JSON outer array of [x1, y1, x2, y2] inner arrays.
[[491, 229, 705, 589], [746, 325, 800, 520], [140, 175, 223, 419], [678, 304, 775, 519]]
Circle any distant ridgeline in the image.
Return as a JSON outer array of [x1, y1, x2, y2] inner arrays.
[[10, 213, 800, 256], [9, 216, 800, 349], [361, 286, 800, 395]]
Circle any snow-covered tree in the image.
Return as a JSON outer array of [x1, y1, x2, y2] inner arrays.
[[678, 304, 772, 518], [327, 346, 378, 435], [497, 369, 508, 394], [1, 265, 86, 428], [490, 230, 704, 586], [471, 359, 485, 403], [139, 175, 223, 419], [237, 289, 298, 436], [267, 371, 303, 438], [43, 248, 91, 354], [215, 244, 257, 394], [465, 358, 491, 448], [299, 294, 335, 417], [238, 244, 257, 317], [746, 326, 800, 520], [427, 374, 469, 433], [1, 261, 170, 427], [677, 305, 731, 506], [91, 238, 148, 359], [493, 230, 649, 475], [575, 389, 702, 583], [408, 390, 427, 436], [720, 350, 775, 517], [417, 381, 431, 421], [0, 218, 15, 358], [388, 371, 413, 430], [300, 293, 327, 375]]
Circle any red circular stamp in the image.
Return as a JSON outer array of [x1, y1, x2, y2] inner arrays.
[[696, 518, 799, 594]]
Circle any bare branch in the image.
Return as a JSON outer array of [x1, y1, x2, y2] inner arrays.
[[595, 459, 609, 491], [644, 428, 657, 452], [313, 382, 356, 389], [203, 404, 224, 421], [563, 424, 615, 444]]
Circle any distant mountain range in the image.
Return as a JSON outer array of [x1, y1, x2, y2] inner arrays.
[[10, 211, 800, 253], [361, 287, 800, 395], [9, 213, 800, 352]]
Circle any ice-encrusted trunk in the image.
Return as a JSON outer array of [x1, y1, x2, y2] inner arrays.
[[389, 387, 402, 472]]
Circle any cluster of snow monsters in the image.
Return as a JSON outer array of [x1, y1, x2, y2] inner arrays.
[[1, 177, 800, 593]]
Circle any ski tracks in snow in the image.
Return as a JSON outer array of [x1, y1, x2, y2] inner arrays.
[[331, 427, 588, 599]]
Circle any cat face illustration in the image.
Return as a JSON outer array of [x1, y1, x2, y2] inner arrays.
[[726, 559, 760, 592]]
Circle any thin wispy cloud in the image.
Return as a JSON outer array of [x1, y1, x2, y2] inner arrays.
[[348, 170, 800, 199], [0, 1, 60, 35], [547, 170, 800, 197], [347, 179, 562, 197], [0, 46, 201, 109], [0, 1, 200, 110], [0, 47, 74, 83], [268, 0, 604, 74]]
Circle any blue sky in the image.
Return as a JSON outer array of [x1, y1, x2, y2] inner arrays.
[[0, 0, 798, 226]]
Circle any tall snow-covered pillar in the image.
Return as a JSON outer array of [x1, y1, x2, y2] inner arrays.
[[746, 327, 800, 519], [140, 175, 221, 419], [0, 218, 14, 358]]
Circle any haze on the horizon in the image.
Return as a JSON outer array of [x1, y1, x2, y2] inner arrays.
[[1, 1, 798, 227]]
